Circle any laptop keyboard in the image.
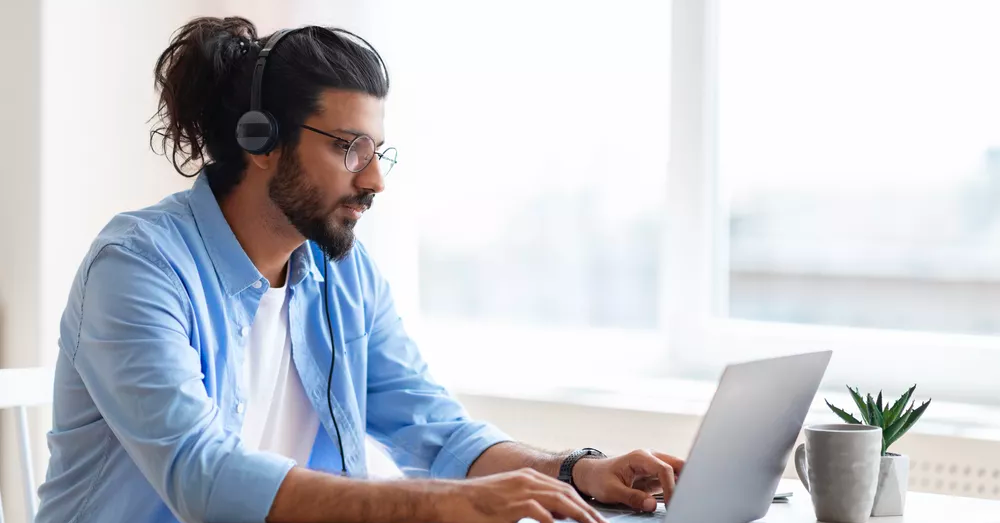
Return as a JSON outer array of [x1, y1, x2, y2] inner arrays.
[[601, 510, 666, 521], [592, 502, 667, 522]]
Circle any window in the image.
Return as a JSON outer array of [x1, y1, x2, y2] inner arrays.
[[358, 0, 1000, 405], [371, 1, 672, 384], [720, 1, 1000, 336]]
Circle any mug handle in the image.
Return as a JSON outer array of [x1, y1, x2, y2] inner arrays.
[[794, 443, 810, 493]]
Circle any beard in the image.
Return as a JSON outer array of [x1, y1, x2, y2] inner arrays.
[[268, 148, 374, 261]]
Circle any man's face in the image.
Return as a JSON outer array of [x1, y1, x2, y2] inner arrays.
[[268, 89, 386, 260]]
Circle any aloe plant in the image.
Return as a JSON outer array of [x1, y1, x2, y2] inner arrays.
[[825, 384, 931, 456]]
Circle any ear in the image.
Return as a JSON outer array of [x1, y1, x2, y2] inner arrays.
[[248, 152, 272, 171], [247, 143, 281, 171]]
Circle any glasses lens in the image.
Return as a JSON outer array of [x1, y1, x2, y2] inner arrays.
[[345, 135, 376, 173], [379, 147, 398, 177]]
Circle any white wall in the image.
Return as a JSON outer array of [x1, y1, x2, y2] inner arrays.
[[0, 1, 43, 362], [38, 0, 231, 366], [0, 1, 44, 520], [1, 1, 236, 520]]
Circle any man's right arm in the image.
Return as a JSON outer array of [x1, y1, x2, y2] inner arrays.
[[72, 244, 295, 523], [267, 467, 608, 523], [267, 468, 439, 523], [76, 244, 603, 523]]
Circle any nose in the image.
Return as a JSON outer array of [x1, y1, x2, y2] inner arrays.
[[354, 158, 385, 194]]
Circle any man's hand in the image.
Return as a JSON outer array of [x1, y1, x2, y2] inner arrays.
[[437, 468, 610, 523], [571, 450, 685, 513]]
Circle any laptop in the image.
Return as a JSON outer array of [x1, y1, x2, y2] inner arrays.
[[554, 350, 833, 523]]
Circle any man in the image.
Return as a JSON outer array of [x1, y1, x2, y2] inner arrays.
[[35, 17, 684, 523]]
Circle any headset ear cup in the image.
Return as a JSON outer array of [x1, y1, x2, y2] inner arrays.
[[236, 110, 279, 155]]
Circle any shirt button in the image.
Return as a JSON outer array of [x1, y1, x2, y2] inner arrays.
[[236, 402, 245, 414], [240, 326, 250, 337], [252, 280, 263, 289]]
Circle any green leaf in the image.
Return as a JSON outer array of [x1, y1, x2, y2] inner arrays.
[[877, 390, 883, 413], [885, 400, 931, 451], [869, 393, 884, 430], [883, 401, 916, 447], [848, 386, 871, 424], [826, 400, 862, 424], [867, 393, 882, 428], [885, 385, 916, 426]]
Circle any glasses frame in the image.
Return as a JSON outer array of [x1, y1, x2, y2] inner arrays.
[[301, 124, 397, 176]]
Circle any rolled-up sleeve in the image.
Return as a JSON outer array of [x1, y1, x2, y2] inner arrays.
[[71, 243, 293, 523], [363, 261, 512, 479]]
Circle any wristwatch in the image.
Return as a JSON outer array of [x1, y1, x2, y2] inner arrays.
[[558, 448, 606, 497]]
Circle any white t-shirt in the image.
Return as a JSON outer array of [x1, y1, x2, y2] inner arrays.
[[240, 280, 320, 465]]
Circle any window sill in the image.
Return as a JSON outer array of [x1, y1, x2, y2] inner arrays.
[[444, 374, 1000, 443]]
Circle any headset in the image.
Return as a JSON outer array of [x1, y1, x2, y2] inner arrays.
[[235, 28, 348, 476], [235, 29, 295, 155]]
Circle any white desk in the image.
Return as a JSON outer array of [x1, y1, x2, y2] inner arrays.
[[760, 479, 1000, 522]]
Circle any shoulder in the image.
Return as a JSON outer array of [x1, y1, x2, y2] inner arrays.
[[81, 190, 198, 294]]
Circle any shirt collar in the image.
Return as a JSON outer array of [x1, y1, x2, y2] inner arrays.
[[189, 174, 325, 295], [290, 241, 326, 286]]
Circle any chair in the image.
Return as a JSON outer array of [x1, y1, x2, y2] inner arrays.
[[0, 367, 54, 523]]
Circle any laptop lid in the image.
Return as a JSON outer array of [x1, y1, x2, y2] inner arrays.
[[662, 351, 832, 523]]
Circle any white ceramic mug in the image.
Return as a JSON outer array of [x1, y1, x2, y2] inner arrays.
[[794, 424, 882, 523]]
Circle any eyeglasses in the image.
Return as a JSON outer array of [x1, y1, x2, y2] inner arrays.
[[301, 124, 398, 177]]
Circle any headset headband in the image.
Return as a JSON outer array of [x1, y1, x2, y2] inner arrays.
[[249, 29, 295, 112]]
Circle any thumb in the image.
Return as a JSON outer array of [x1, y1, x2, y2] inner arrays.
[[608, 482, 658, 513]]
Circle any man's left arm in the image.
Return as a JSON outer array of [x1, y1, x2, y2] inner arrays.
[[469, 443, 685, 513]]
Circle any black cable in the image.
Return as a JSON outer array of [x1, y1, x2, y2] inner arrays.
[[322, 254, 348, 476]]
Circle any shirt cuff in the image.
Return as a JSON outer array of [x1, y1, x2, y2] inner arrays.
[[205, 449, 296, 523], [431, 422, 513, 479]]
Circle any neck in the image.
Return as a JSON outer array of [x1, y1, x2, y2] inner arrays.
[[218, 180, 301, 288]]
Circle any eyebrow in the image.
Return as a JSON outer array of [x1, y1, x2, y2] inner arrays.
[[336, 128, 385, 148]]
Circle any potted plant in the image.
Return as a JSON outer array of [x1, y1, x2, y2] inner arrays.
[[825, 385, 931, 517]]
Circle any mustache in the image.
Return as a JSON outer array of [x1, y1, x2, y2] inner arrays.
[[338, 192, 375, 210]]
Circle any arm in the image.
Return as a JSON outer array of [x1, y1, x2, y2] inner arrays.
[[470, 444, 684, 512], [77, 244, 453, 523], [268, 468, 440, 523], [270, 467, 611, 523], [76, 244, 604, 523], [73, 244, 296, 522], [467, 442, 570, 478]]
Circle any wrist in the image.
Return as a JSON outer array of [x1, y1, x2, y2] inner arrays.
[[422, 479, 461, 523], [558, 448, 606, 497], [570, 456, 601, 494]]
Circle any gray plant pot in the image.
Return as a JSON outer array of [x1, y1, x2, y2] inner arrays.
[[871, 453, 909, 517]]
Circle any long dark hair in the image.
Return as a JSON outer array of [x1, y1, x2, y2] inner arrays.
[[151, 16, 389, 199]]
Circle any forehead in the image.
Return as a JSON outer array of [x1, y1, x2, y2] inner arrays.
[[312, 89, 385, 140]]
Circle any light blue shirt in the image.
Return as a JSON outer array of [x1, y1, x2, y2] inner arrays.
[[36, 175, 510, 523]]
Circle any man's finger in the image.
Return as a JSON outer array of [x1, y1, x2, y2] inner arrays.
[[628, 452, 675, 503], [513, 500, 555, 523], [631, 476, 663, 494], [605, 481, 658, 513], [527, 471, 607, 523], [532, 491, 604, 523], [652, 452, 685, 475]]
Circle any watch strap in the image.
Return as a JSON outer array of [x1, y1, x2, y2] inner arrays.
[[558, 447, 606, 497]]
